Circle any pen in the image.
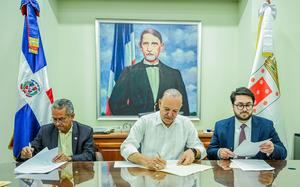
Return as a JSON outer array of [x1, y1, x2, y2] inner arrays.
[[157, 152, 161, 158], [28, 142, 33, 157]]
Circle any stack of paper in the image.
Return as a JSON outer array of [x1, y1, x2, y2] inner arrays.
[[231, 159, 274, 171], [15, 147, 66, 174]]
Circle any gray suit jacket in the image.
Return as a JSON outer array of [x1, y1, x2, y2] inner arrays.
[[24, 121, 95, 161]]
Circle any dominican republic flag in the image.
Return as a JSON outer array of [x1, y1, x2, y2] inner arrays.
[[105, 23, 136, 115], [248, 2, 287, 147], [12, 0, 54, 158]]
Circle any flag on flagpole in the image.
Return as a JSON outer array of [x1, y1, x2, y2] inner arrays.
[[248, 2, 287, 148], [105, 23, 136, 115], [12, 0, 54, 158]]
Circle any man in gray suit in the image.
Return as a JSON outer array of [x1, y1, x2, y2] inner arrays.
[[19, 99, 95, 162]]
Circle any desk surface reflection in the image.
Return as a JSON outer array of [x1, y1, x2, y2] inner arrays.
[[1, 160, 299, 187]]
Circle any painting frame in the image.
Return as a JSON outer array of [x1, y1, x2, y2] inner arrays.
[[95, 19, 202, 121]]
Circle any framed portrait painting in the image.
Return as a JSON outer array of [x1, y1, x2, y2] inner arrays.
[[95, 19, 201, 120]]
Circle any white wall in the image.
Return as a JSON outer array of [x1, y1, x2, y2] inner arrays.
[[0, 0, 299, 162], [0, 0, 21, 163], [273, 0, 300, 158]]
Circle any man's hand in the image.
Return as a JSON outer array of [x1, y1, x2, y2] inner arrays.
[[52, 153, 71, 163], [20, 146, 34, 159], [177, 149, 195, 165], [259, 141, 274, 155], [128, 152, 166, 171], [142, 156, 166, 171], [219, 148, 235, 159]]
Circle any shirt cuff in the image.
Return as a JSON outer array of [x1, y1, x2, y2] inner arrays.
[[195, 146, 207, 160], [217, 149, 221, 159], [121, 145, 139, 161]]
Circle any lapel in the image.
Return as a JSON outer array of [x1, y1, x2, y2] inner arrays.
[[227, 117, 235, 151], [52, 125, 59, 148], [251, 116, 260, 142], [157, 61, 166, 100], [72, 121, 79, 154]]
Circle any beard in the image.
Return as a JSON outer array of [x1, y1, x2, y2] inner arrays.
[[234, 111, 252, 121]]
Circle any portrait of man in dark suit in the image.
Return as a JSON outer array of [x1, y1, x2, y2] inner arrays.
[[109, 28, 189, 116]]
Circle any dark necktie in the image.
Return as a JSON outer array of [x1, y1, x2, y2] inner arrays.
[[144, 64, 159, 68], [238, 124, 247, 145]]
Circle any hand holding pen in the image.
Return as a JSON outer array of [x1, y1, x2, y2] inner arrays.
[[153, 152, 166, 170], [20, 143, 34, 159]]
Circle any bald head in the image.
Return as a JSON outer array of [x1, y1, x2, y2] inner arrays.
[[162, 89, 182, 101], [159, 89, 183, 126]]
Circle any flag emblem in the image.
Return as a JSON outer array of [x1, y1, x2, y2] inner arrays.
[[20, 79, 41, 97], [249, 56, 280, 114]]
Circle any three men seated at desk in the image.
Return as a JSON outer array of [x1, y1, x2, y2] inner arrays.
[[18, 87, 287, 166]]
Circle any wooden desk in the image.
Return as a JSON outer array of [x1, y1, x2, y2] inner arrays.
[[3, 160, 297, 186], [93, 131, 212, 161]]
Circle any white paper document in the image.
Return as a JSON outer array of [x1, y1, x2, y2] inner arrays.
[[160, 162, 212, 176], [14, 147, 67, 174], [114, 160, 212, 176], [231, 159, 274, 171], [233, 138, 271, 157]]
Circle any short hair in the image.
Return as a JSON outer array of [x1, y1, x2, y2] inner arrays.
[[162, 88, 182, 99], [139, 28, 163, 46], [52, 98, 74, 115], [230, 87, 255, 104]]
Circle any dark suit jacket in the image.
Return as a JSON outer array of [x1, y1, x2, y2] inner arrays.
[[109, 60, 189, 115], [207, 115, 287, 160], [23, 121, 95, 161]]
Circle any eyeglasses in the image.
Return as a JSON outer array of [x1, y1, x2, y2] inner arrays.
[[52, 117, 68, 123], [234, 103, 254, 110]]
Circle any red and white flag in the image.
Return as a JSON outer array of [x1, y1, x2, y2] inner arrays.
[[248, 2, 287, 148]]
